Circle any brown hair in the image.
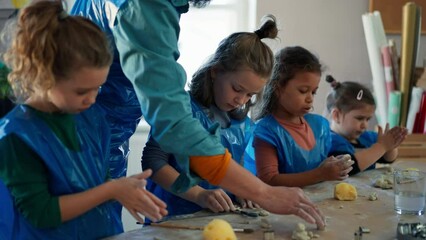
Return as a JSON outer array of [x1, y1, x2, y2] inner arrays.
[[325, 75, 375, 114], [2, 0, 112, 102], [254, 46, 323, 120], [189, 14, 278, 120]]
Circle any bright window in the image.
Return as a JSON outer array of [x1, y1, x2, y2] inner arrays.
[[178, 0, 254, 88]]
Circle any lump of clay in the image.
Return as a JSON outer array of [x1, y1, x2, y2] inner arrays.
[[291, 223, 319, 240], [373, 175, 393, 189], [334, 182, 357, 201], [368, 192, 378, 201], [203, 219, 236, 240]]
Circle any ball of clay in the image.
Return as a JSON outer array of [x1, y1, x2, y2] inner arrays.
[[203, 219, 237, 240], [334, 182, 357, 201]]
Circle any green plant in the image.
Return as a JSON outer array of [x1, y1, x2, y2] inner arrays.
[[0, 62, 11, 99]]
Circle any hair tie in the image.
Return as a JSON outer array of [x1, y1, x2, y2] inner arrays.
[[357, 90, 363, 100], [58, 10, 68, 20], [254, 29, 264, 39], [325, 75, 340, 89], [255, 14, 276, 39]]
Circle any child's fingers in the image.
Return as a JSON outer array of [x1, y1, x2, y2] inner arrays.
[[377, 125, 383, 135], [133, 193, 165, 222], [143, 188, 168, 208], [132, 169, 153, 180], [128, 209, 145, 223]]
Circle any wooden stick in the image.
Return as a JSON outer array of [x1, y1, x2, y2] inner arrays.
[[149, 222, 204, 231], [146, 222, 254, 233]]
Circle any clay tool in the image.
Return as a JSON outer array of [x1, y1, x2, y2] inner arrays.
[[234, 208, 259, 218], [150, 208, 258, 223], [141, 222, 254, 233]]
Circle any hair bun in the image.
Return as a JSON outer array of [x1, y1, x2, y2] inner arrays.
[[255, 14, 278, 39], [326, 75, 340, 89]]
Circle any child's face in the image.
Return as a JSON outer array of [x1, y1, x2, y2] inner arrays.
[[213, 69, 265, 112], [275, 71, 320, 121], [47, 67, 109, 113], [334, 104, 375, 142]]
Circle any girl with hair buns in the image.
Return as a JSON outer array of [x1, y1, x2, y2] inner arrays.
[[0, 1, 166, 239], [325, 75, 407, 175], [141, 15, 278, 218]]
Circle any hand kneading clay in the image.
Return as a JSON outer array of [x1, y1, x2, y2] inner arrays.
[[203, 219, 237, 240], [334, 182, 357, 201]]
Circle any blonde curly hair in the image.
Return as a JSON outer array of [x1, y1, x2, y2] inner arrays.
[[2, 0, 112, 103]]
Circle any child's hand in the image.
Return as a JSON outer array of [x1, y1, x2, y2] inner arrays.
[[235, 196, 260, 209], [319, 156, 353, 180], [195, 189, 235, 213], [111, 169, 168, 223], [377, 124, 408, 151]]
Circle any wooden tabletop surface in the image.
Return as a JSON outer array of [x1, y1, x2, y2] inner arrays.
[[105, 157, 426, 240]]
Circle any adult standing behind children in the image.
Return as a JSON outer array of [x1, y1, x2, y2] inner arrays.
[[245, 46, 354, 188], [71, 0, 325, 228], [71, 0, 142, 181], [0, 1, 167, 239], [325, 76, 407, 175], [142, 15, 278, 218]]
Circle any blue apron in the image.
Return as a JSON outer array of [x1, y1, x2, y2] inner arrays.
[[146, 99, 252, 217], [0, 105, 122, 239], [330, 131, 378, 171], [245, 114, 331, 174]]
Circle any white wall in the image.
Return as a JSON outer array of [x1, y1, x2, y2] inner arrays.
[[256, 0, 426, 117]]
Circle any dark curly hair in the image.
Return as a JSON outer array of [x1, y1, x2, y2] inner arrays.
[[325, 75, 375, 114], [254, 46, 323, 120]]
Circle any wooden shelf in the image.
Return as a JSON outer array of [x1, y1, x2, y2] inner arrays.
[[369, 0, 426, 34], [398, 134, 426, 158]]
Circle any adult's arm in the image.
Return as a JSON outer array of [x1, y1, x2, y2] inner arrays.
[[113, 0, 224, 157]]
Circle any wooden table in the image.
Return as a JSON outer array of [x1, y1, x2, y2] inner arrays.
[[105, 158, 426, 240]]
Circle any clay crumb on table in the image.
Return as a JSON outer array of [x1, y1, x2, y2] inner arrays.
[[291, 223, 320, 240]]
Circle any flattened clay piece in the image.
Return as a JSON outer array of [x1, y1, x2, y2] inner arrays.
[[373, 176, 393, 189], [334, 183, 357, 201]]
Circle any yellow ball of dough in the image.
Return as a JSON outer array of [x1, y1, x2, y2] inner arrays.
[[203, 219, 237, 240], [334, 182, 357, 201]]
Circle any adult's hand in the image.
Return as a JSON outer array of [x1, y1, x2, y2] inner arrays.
[[255, 186, 325, 230], [211, 159, 326, 229]]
